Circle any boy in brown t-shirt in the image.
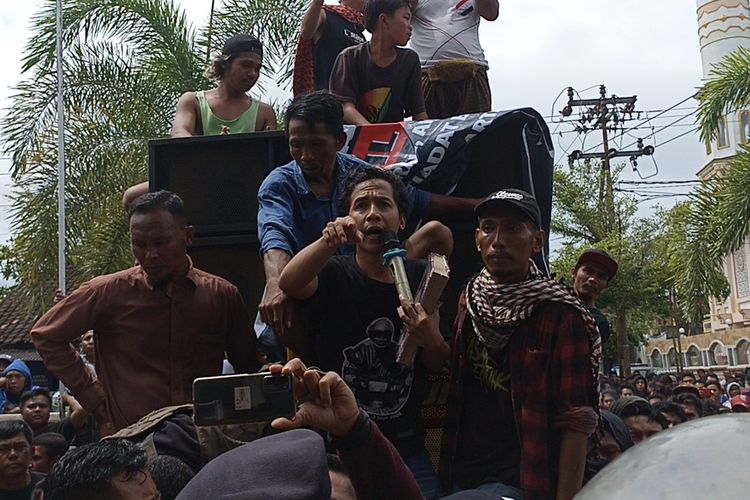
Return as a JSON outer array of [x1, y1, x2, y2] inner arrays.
[[329, 0, 428, 125]]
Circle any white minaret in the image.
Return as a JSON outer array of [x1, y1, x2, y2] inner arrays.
[[696, 1, 750, 333], [697, 0, 750, 161]]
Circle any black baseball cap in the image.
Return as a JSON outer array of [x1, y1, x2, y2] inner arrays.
[[575, 248, 618, 278], [222, 34, 263, 59], [475, 188, 541, 228]]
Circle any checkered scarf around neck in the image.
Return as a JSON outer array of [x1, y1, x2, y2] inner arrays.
[[466, 260, 602, 379]]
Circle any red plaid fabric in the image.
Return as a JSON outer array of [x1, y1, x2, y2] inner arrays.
[[292, 5, 363, 97], [440, 292, 598, 499]]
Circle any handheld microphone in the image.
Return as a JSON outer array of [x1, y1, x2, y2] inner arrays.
[[380, 230, 417, 365], [380, 230, 413, 303]]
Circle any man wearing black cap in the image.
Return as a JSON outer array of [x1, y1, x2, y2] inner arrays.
[[171, 33, 276, 137], [440, 189, 600, 500], [571, 249, 618, 344]]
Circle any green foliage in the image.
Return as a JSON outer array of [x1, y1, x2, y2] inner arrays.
[[551, 162, 683, 350], [200, 0, 309, 91], [697, 46, 750, 143], [669, 46, 750, 323], [1, 0, 304, 313], [552, 162, 637, 243], [664, 200, 729, 325]]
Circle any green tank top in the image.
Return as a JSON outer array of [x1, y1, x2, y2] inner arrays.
[[196, 90, 260, 135]]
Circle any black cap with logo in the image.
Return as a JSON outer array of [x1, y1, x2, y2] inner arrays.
[[475, 188, 541, 228]]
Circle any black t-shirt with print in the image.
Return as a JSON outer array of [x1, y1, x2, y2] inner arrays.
[[306, 254, 428, 456], [453, 320, 521, 489], [314, 10, 365, 90]]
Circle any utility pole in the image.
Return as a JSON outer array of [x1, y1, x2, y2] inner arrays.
[[563, 85, 654, 378]]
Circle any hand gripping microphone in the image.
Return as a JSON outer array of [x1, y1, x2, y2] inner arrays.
[[380, 230, 413, 302], [380, 230, 417, 365]]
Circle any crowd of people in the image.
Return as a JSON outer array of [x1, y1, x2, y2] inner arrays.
[[1, 1, 748, 499]]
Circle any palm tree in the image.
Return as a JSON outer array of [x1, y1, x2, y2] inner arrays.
[[1, 0, 306, 313], [672, 47, 750, 323]]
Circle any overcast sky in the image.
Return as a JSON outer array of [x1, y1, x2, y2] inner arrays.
[[0, 0, 707, 248]]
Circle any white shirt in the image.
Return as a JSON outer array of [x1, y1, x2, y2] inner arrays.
[[410, 0, 489, 68]]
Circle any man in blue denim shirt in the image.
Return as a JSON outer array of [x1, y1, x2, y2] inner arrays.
[[259, 152, 430, 260], [257, 90, 478, 359]]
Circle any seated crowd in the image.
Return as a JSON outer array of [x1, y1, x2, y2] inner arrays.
[[4, 5, 747, 500]]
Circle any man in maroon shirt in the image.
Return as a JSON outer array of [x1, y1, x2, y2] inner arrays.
[[32, 191, 258, 435]]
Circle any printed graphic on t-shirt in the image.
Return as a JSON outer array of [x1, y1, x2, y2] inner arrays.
[[357, 87, 392, 123], [467, 333, 510, 393], [454, 0, 475, 16], [341, 317, 414, 418], [344, 28, 366, 44]]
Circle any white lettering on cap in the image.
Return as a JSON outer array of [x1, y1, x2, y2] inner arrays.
[[490, 191, 524, 201]]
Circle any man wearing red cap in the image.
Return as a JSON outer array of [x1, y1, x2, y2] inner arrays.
[[572, 249, 618, 345]]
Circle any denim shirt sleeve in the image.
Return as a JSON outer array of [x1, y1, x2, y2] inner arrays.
[[258, 172, 298, 256]]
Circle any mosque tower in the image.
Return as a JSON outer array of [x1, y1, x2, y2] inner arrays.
[[695, 0, 750, 340], [696, 0, 750, 163]]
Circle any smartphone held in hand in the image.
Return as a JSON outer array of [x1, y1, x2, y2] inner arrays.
[[192, 372, 296, 426]]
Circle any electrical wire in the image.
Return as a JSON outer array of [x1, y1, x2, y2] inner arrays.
[[619, 180, 700, 185], [653, 126, 700, 148], [582, 93, 698, 153], [618, 109, 697, 151]]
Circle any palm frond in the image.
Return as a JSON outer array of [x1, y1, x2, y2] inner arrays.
[[697, 46, 750, 142], [203, 0, 308, 90]]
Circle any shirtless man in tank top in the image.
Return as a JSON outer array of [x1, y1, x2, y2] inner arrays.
[[123, 34, 277, 207], [171, 34, 277, 136]]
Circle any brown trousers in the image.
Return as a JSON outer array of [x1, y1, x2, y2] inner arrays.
[[421, 60, 492, 119]]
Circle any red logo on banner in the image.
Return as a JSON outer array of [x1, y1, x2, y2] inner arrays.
[[347, 122, 414, 168]]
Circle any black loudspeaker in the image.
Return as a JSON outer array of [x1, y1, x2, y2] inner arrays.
[[149, 131, 291, 237], [187, 235, 265, 323], [150, 132, 291, 321]]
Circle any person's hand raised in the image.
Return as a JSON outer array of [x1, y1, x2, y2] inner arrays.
[[270, 358, 360, 438], [321, 217, 363, 249]]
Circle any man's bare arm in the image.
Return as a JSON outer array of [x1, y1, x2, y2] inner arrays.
[[258, 103, 278, 131], [61, 394, 89, 430], [122, 182, 149, 211], [427, 193, 482, 216], [413, 112, 429, 121], [300, 0, 327, 42], [259, 250, 293, 337], [556, 429, 588, 500], [342, 102, 371, 126], [279, 226, 344, 300], [171, 92, 200, 137], [476, 0, 499, 21]]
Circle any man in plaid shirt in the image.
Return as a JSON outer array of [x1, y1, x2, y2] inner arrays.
[[439, 189, 600, 500]]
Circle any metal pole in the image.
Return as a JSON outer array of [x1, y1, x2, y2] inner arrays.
[[206, 0, 216, 64], [56, 0, 66, 293]]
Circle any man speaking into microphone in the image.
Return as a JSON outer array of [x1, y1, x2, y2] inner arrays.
[[279, 167, 448, 499]]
